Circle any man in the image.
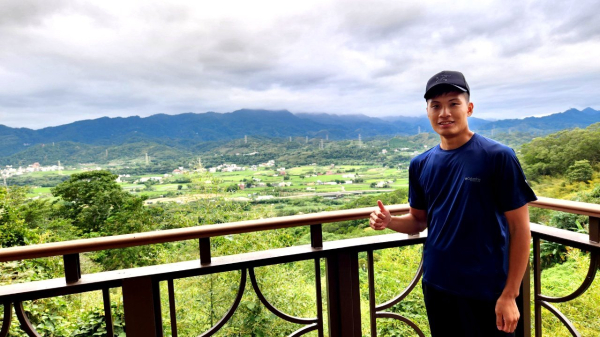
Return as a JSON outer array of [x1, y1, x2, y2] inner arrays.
[[370, 70, 536, 336]]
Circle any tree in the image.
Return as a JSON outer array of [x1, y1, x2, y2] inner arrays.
[[51, 171, 164, 269], [143, 181, 155, 191], [591, 185, 600, 199], [226, 184, 240, 192], [0, 186, 39, 248], [51, 170, 145, 234], [566, 160, 593, 183], [521, 123, 600, 180]]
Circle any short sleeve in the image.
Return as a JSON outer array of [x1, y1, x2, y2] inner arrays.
[[494, 148, 537, 213], [408, 159, 427, 210]]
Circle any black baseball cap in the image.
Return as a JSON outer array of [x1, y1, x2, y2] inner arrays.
[[424, 70, 470, 100]]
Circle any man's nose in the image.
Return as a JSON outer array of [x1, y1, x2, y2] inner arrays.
[[440, 107, 451, 117]]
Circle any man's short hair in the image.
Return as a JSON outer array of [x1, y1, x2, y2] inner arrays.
[[425, 84, 470, 102]]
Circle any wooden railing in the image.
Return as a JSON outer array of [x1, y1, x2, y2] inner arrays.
[[0, 197, 598, 336], [528, 197, 600, 337]]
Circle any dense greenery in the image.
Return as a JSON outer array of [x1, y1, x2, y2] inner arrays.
[[521, 123, 600, 181], [0, 187, 44, 248], [6, 174, 70, 188]]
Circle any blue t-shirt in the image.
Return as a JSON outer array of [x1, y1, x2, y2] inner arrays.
[[409, 133, 537, 301]]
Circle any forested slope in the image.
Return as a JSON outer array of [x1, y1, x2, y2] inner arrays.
[[521, 122, 600, 182]]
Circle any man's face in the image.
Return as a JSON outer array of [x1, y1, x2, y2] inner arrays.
[[426, 92, 473, 139]]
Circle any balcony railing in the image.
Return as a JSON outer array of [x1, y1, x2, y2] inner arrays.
[[0, 197, 599, 337]]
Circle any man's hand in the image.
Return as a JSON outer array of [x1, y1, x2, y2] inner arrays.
[[369, 200, 391, 230], [495, 294, 520, 333], [496, 204, 529, 333]]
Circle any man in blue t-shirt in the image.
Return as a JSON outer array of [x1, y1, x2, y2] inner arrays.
[[370, 70, 537, 336]]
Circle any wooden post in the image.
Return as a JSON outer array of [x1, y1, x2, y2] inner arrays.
[[63, 254, 81, 283], [589, 216, 599, 243], [199, 237, 211, 265], [533, 238, 542, 337], [326, 250, 362, 336], [123, 276, 163, 337], [311, 224, 323, 248]]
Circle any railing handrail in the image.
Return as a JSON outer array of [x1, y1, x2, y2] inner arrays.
[[1, 196, 598, 263], [530, 196, 600, 217], [530, 223, 600, 252], [0, 204, 411, 262], [0, 232, 426, 301]]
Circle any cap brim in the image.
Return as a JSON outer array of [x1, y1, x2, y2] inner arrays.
[[424, 83, 468, 99], [449, 84, 468, 92]]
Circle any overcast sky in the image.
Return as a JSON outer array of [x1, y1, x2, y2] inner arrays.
[[1, 0, 599, 129]]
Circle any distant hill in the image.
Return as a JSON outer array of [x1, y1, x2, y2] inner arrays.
[[0, 141, 194, 167], [0, 109, 436, 157], [297, 108, 599, 136], [476, 107, 600, 134], [0, 107, 598, 160], [0, 109, 334, 157]]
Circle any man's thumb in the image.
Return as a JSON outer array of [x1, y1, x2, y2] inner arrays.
[[377, 200, 387, 212]]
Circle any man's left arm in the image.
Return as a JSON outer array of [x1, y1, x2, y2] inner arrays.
[[495, 204, 531, 333]]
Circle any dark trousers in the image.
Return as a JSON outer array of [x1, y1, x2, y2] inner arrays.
[[423, 283, 515, 337]]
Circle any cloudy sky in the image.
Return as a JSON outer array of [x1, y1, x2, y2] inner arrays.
[[1, 0, 599, 129]]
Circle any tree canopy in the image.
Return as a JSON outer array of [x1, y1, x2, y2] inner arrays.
[[520, 123, 600, 180], [51, 170, 146, 235]]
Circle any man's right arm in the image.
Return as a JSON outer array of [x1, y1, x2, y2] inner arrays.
[[369, 200, 427, 234]]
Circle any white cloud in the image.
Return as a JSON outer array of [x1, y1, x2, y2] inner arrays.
[[0, 0, 599, 128]]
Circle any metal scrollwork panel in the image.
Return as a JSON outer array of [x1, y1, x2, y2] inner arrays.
[[199, 268, 247, 337], [539, 252, 599, 303], [14, 302, 42, 337], [368, 248, 426, 337], [0, 303, 12, 337], [249, 267, 317, 325], [534, 236, 600, 337]]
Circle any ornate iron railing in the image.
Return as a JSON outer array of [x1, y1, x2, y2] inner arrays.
[[0, 197, 598, 336], [529, 198, 600, 337]]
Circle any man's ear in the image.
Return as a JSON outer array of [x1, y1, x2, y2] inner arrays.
[[467, 102, 474, 117]]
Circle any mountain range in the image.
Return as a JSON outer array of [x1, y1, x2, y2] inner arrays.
[[0, 107, 598, 159]]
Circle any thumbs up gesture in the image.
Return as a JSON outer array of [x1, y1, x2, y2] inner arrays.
[[370, 200, 391, 230]]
